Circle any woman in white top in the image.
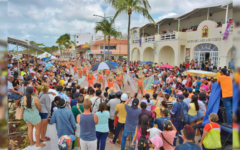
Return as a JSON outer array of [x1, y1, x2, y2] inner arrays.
[[141, 94, 152, 111]]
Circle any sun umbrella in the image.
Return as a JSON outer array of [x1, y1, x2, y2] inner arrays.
[[161, 64, 173, 69], [91, 62, 116, 71]]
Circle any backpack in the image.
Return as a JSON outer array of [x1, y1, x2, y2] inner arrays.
[[177, 102, 188, 123], [138, 126, 146, 150]]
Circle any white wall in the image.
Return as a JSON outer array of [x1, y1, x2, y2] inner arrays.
[[74, 33, 102, 45]]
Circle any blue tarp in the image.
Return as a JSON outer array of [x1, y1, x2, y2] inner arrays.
[[233, 82, 239, 114], [110, 62, 118, 66], [202, 82, 222, 126], [139, 61, 153, 65]]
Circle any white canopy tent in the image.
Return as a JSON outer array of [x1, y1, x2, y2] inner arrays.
[[37, 52, 57, 59]]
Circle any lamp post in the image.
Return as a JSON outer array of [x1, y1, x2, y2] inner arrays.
[[93, 13, 114, 60]]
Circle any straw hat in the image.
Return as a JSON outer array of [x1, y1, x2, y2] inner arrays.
[[108, 87, 117, 93]]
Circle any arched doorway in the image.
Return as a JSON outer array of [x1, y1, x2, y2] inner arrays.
[[194, 43, 218, 67], [159, 46, 175, 66], [131, 48, 140, 61], [143, 47, 154, 62], [227, 47, 233, 66]]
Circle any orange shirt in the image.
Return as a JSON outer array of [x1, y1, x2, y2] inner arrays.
[[217, 75, 233, 98]]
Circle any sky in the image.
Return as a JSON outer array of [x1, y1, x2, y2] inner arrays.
[[7, 0, 230, 49]]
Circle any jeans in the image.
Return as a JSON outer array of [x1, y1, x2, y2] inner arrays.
[[112, 122, 125, 143], [109, 119, 114, 133], [222, 97, 232, 124], [172, 120, 184, 146], [96, 131, 108, 150], [150, 118, 154, 128], [121, 128, 135, 150]]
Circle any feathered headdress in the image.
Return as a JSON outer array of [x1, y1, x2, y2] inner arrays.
[[138, 70, 145, 79], [108, 72, 114, 80]]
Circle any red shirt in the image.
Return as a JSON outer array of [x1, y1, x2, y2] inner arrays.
[[204, 123, 220, 132]]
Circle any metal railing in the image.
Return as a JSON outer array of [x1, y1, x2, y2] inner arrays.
[[145, 36, 155, 42], [161, 33, 176, 40]]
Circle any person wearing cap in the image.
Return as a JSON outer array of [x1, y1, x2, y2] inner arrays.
[[56, 85, 70, 105], [217, 68, 233, 124], [171, 94, 189, 146], [107, 91, 122, 139], [77, 99, 99, 150], [186, 87, 193, 99], [155, 104, 171, 131], [8, 75, 23, 108], [175, 125, 201, 150], [110, 93, 128, 145], [49, 98, 76, 141], [120, 94, 141, 150], [159, 120, 177, 150]]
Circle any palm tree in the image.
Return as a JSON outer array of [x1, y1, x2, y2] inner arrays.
[[105, 0, 155, 66], [56, 34, 75, 56], [94, 18, 122, 59]]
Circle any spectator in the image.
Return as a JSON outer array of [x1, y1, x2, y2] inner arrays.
[[187, 87, 193, 99], [183, 92, 191, 105], [71, 95, 84, 149], [217, 68, 233, 124], [56, 85, 70, 107], [160, 120, 177, 150], [195, 77, 201, 93], [22, 87, 45, 147], [110, 93, 128, 145], [141, 94, 152, 111], [95, 103, 110, 150], [71, 92, 80, 108], [39, 83, 52, 142], [188, 95, 199, 125], [51, 96, 60, 116], [139, 102, 152, 124], [49, 98, 76, 140], [90, 90, 103, 114], [131, 115, 149, 148], [199, 113, 221, 150], [77, 99, 99, 150], [171, 94, 189, 146], [155, 105, 171, 131], [121, 95, 141, 150], [146, 128, 164, 150], [164, 94, 173, 109], [175, 125, 201, 150], [8, 75, 23, 108], [107, 91, 121, 138]]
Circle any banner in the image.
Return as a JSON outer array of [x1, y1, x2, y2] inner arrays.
[[185, 48, 190, 61], [202, 25, 208, 38], [223, 20, 233, 40], [43, 55, 52, 62]]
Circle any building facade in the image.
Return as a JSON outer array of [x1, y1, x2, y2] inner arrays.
[[130, 1, 236, 68], [91, 38, 128, 60]]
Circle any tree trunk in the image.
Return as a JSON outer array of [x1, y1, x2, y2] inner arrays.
[[108, 37, 110, 60], [127, 13, 131, 68]]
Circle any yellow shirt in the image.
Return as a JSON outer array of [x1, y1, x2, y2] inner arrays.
[[115, 103, 127, 124], [152, 99, 161, 108], [188, 103, 197, 116], [154, 107, 162, 119], [59, 79, 65, 87]]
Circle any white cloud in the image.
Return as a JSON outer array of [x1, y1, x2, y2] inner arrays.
[[157, 12, 178, 21]]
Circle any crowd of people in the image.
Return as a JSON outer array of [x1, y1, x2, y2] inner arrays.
[[7, 54, 235, 150]]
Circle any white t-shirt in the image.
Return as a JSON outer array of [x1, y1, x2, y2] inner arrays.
[[141, 99, 153, 111], [8, 81, 13, 95], [66, 82, 72, 88], [182, 79, 187, 85]]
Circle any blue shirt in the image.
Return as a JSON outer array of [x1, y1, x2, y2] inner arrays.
[[195, 81, 201, 90], [95, 111, 110, 132], [70, 99, 78, 108], [175, 142, 201, 150], [171, 101, 188, 119], [125, 105, 141, 131], [153, 80, 160, 85], [58, 92, 70, 102], [131, 73, 135, 78], [155, 117, 171, 131], [49, 108, 76, 138], [183, 98, 191, 105], [229, 61, 233, 69]]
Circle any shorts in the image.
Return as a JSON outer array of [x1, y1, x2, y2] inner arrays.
[[189, 114, 198, 123], [75, 123, 80, 137], [8, 93, 22, 100], [197, 110, 204, 119], [39, 113, 48, 120]]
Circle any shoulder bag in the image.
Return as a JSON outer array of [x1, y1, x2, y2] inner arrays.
[[161, 132, 173, 147], [151, 99, 158, 118]]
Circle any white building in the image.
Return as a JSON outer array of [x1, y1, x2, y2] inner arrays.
[[74, 33, 103, 45], [130, 1, 236, 68]]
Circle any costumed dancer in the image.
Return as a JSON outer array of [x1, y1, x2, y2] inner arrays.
[[107, 72, 114, 88], [85, 71, 95, 87], [77, 63, 83, 79], [115, 68, 124, 90], [97, 70, 104, 89], [82, 63, 87, 76], [133, 71, 146, 96]]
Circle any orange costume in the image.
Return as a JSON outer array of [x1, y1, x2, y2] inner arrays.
[[98, 74, 103, 83], [83, 68, 87, 75], [138, 79, 143, 89], [116, 76, 122, 85], [86, 74, 95, 86], [106, 70, 110, 76], [78, 69, 82, 75], [108, 81, 114, 88]]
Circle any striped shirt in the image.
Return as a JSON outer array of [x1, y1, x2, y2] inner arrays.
[[166, 100, 173, 109]]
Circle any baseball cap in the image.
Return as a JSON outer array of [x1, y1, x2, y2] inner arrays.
[[203, 76, 207, 80], [132, 98, 139, 108], [58, 135, 75, 150], [73, 92, 80, 98], [221, 68, 227, 75], [161, 120, 172, 128], [187, 87, 193, 93], [58, 99, 66, 108], [140, 102, 147, 109], [120, 93, 128, 101], [177, 95, 184, 100], [26, 75, 33, 81], [197, 76, 201, 79]]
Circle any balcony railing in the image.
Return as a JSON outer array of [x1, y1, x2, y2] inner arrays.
[[161, 33, 176, 40], [145, 36, 155, 42], [133, 39, 139, 43]]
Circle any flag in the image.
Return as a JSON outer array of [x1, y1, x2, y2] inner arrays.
[[223, 20, 233, 40], [43, 55, 52, 63]]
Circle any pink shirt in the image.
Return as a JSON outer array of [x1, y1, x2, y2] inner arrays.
[[201, 85, 209, 91], [160, 130, 176, 150]]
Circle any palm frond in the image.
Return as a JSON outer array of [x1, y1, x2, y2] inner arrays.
[[133, 6, 155, 24]]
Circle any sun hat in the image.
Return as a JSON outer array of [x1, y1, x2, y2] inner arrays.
[[107, 87, 117, 93]]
